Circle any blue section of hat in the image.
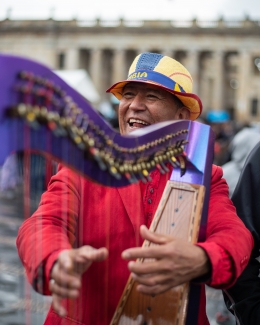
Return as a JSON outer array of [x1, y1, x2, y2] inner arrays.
[[136, 53, 164, 71]]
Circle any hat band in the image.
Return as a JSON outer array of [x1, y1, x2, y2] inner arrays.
[[127, 70, 186, 93]]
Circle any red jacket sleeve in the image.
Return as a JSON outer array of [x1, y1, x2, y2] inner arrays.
[[196, 165, 254, 289], [16, 165, 82, 294]]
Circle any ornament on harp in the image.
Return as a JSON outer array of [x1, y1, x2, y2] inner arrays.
[[154, 156, 167, 174], [82, 134, 93, 149], [89, 147, 107, 171], [156, 163, 165, 174], [24, 105, 41, 129], [53, 116, 68, 137], [109, 165, 121, 180], [160, 162, 170, 173], [141, 169, 152, 183], [26, 110, 36, 123], [38, 106, 48, 119], [129, 172, 139, 184], [141, 161, 152, 182], [17, 103, 27, 117], [177, 155, 187, 177], [68, 125, 85, 150], [168, 156, 180, 168], [46, 111, 59, 130], [123, 164, 138, 184]]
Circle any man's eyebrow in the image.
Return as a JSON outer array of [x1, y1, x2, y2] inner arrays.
[[122, 85, 134, 91], [145, 88, 162, 94], [123, 85, 163, 95]]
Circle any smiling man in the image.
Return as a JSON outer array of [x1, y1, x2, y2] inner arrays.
[[117, 83, 189, 134], [17, 52, 253, 325]]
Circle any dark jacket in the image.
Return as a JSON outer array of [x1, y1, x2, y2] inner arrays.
[[224, 141, 260, 325]]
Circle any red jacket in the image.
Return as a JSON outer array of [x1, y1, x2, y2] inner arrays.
[[16, 164, 253, 325]]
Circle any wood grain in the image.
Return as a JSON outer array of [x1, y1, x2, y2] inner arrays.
[[111, 180, 205, 325]]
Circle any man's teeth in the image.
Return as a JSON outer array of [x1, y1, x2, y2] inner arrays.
[[128, 118, 148, 126]]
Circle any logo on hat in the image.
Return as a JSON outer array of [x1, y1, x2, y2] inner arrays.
[[128, 71, 148, 80]]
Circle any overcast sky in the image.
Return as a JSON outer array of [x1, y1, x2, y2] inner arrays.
[[0, 0, 260, 21]]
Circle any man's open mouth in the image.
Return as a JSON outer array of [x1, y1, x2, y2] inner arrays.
[[128, 118, 149, 128]]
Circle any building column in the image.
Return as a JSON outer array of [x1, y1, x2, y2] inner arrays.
[[89, 49, 103, 98], [161, 49, 174, 58], [138, 47, 148, 55], [66, 48, 79, 70], [112, 49, 126, 84], [211, 51, 224, 110], [184, 50, 199, 95], [236, 51, 251, 121]]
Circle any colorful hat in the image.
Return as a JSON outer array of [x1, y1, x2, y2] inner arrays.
[[106, 52, 202, 120]]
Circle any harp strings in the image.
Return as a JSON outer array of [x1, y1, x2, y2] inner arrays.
[[5, 68, 190, 321]]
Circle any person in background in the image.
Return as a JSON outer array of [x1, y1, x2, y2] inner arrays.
[[215, 126, 260, 324], [205, 110, 234, 166], [222, 126, 260, 197], [222, 141, 260, 324]]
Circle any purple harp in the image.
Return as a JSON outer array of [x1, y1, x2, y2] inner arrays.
[[0, 54, 214, 325]]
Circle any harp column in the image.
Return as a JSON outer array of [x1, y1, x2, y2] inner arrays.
[[89, 48, 103, 99]]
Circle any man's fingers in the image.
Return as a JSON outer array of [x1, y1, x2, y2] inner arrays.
[[59, 251, 74, 272], [122, 244, 173, 260], [122, 226, 173, 260], [52, 294, 67, 317], [51, 271, 81, 290], [49, 246, 109, 319], [54, 246, 108, 278], [131, 269, 175, 286], [49, 278, 79, 299], [76, 246, 108, 262], [127, 259, 166, 274], [140, 225, 170, 244]]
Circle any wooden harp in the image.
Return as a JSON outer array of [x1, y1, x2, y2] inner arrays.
[[110, 124, 214, 325], [0, 54, 214, 325]]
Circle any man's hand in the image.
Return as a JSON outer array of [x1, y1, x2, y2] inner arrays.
[[49, 246, 108, 317], [122, 225, 210, 295]]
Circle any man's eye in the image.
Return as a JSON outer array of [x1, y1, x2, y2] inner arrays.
[[122, 92, 134, 98], [147, 94, 158, 99]]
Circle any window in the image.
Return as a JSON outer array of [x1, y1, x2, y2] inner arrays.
[[253, 57, 260, 75], [251, 98, 258, 116], [79, 49, 91, 72], [58, 53, 65, 70]]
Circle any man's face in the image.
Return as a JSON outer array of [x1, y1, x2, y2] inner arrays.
[[118, 82, 188, 135]]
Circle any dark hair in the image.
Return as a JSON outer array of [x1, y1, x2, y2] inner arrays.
[[171, 94, 185, 110]]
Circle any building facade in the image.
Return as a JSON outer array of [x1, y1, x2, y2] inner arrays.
[[0, 17, 260, 122]]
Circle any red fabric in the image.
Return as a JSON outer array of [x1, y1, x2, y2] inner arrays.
[[16, 164, 253, 325]]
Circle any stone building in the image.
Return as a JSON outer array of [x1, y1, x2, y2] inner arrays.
[[0, 17, 260, 122]]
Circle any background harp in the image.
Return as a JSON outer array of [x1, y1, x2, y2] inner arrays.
[[0, 54, 214, 324]]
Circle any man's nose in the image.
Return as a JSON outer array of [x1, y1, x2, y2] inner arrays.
[[129, 93, 146, 111]]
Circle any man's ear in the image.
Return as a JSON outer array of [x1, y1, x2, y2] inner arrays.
[[176, 107, 190, 120]]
